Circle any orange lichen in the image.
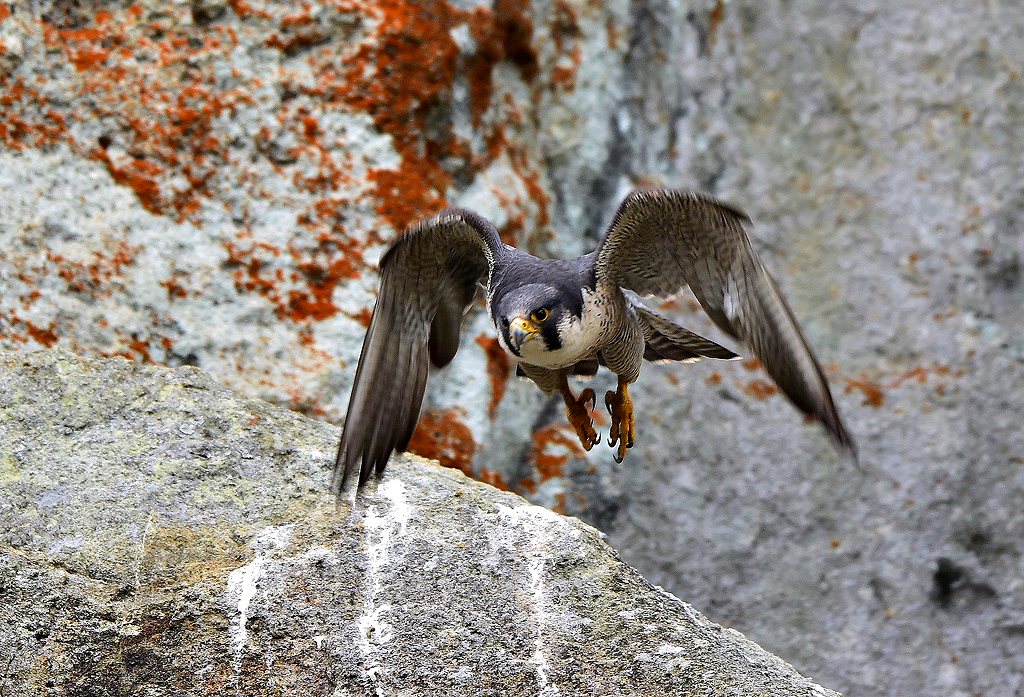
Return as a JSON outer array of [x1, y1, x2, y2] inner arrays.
[[159, 276, 189, 300], [283, 237, 365, 321], [20, 10, 259, 221], [550, 46, 581, 91], [90, 150, 164, 215], [128, 337, 154, 362], [706, 372, 722, 386], [518, 476, 538, 494], [25, 321, 59, 348], [845, 376, 885, 408], [0, 79, 68, 149], [490, 0, 539, 81], [319, 0, 543, 230], [552, 0, 581, 49], [477, 467, 510, 491], [550, 65, 576, 90], [885, 363, 962, 391], [406, 408, 477, 477], [266, 7, 334, 54], [221, 229, 366, 323], [890, 366, 929, 387], [335, 1, 465, 230], [223, 238, 282, 299], [552, 492, 567, 515], [707, 0, 725, 53], [742, 379, 778, 400], [508, 146, 550, 228], [0, 0, 557, 378], [60, 25, 112, 72], [228, 0, 272, 19], [349, 307, 373, 328], [463, 2, 539, 127], [367, 166, 450, 233], [475, 335, 511, 418], [529, 424, 586, 482], [47, 243, 140, 298]]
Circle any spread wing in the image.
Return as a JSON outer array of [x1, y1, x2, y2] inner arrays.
[[596, 188, 856, 455], [333, 209, 504, 494]]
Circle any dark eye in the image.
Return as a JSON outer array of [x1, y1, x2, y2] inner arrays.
[[531, 308, 550, 323]]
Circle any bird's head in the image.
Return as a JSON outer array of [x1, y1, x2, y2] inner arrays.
[[493, 284, 572, 358]]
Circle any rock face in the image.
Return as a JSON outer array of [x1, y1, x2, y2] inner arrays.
[[0, 349, 838, 696], [1, 1, 1023, 695]]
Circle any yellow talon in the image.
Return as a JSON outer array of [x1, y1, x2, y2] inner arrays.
[[605, 378, 635, 463]]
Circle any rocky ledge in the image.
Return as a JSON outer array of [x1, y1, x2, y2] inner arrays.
[[0, 349, 837, 696]]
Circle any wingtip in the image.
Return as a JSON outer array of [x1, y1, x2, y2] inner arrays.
[[842, 434, 861, 469], [827, 419, 860, 466], [330, 445, 351, 499]]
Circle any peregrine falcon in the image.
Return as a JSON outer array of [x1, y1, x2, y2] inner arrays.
[[333, 188, 856, 493]]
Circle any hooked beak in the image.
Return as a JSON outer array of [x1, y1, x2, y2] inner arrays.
[[508, 316, 540, 352]]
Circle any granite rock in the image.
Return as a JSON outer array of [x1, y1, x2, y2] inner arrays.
[[0, 349, 839, 696]]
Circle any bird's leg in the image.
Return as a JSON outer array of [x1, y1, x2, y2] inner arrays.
[[558, 371, 599, 451], [605, 376, 635, 463]]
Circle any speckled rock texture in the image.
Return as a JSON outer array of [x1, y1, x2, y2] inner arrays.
[[0, 1, 1022, 695], [0, 349, 839, 696]]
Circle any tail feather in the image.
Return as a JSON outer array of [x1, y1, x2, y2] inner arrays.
[[633, 303, 739, 363]]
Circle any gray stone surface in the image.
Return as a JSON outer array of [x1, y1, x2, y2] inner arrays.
[[1, 1, 1022, 695], [0, 349, 839, 696]]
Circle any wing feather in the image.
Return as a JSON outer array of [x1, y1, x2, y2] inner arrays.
[[596, 188, 856, 455], [333, 209, 503, 494]]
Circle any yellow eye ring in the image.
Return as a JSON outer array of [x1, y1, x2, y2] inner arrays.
[[530, 308, 550, 323]]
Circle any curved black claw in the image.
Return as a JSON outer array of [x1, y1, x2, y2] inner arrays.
[[580, 388, 597, 411], [605, 383, 635, 463], [606, 390, 619, 448]]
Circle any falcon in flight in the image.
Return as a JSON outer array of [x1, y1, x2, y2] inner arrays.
[[333, 188, 856, 493]]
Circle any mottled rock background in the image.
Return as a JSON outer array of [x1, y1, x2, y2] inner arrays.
[[0, 1, 1021, 695]]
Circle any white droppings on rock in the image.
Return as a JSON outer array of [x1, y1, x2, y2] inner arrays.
[[381, 479, 410, 536], [496, 504, 562, 696], [226, 556, 263, 670], [355, 480, 414, 693], [527, 552, 559, 697], [225, 524, 294, 673]]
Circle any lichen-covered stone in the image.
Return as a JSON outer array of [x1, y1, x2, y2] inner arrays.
[[0, 349, 838, 696]]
